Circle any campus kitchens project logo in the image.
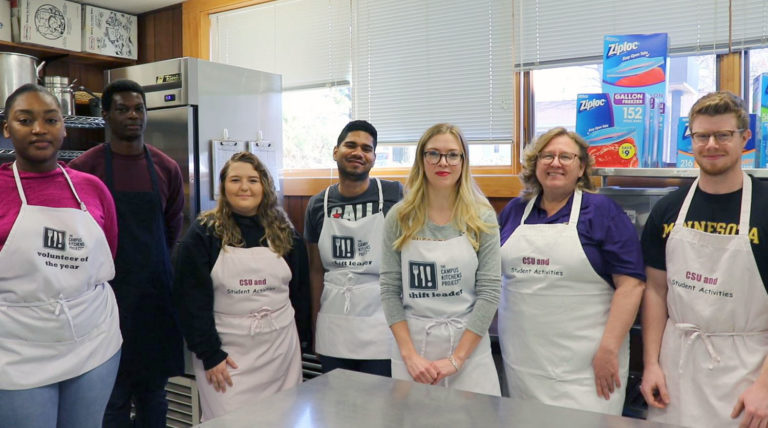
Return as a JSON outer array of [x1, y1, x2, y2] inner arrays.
[[43, 227, 67, 251], [332, 235, 355, 259], [409, 261, 437, 290]]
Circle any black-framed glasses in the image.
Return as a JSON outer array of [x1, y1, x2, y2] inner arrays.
[[690, 129, 744, 145], [537, 152, 580, 165], [424, 150, 464, 165]]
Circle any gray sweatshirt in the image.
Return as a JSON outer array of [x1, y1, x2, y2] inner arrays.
[[379, 203, 501, 335]]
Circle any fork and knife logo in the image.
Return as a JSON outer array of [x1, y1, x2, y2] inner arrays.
[[409, 262, 437, 290], [43, 227, 67, 251], [332, 236, 355, 259]]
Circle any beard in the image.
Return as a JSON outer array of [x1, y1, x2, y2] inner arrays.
[[337, 159, 371, 182], [697, 155, 740, 177]]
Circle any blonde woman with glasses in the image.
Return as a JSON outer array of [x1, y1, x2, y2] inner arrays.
[[379, 123, 501, 395], [497, 127, 645, 414]]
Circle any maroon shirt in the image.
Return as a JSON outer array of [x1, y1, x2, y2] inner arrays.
[[68, 144, 184, 249]]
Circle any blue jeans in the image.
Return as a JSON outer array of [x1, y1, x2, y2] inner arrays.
[[0, 350, 120, 428], [102, 369, 169, 428], [318, 354, 391, 377]]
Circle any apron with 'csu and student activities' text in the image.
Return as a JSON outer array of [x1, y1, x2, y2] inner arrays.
[[499, 189, 628, 415], [648, 173, 768, 428], [193, 244, 302, 421], [315, 178, 391, 359], [0, 162, 121, 390], [393, 231, 500, 396]]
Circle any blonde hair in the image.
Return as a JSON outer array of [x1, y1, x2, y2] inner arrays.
[[393, 123, 495, 251], [198, 152, 294, 256], [520, 127, 595, 200]]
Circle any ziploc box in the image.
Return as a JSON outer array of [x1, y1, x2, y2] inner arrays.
[[743, 114, 758, 168], [0, 0, 10, 42], [676, 117, 695, 168], [18, 0, 80, 51], [753, 74, 768, 167], [82, 5, 137, 60], [602, 33, 669, 100], [576, 93, 648, 168]]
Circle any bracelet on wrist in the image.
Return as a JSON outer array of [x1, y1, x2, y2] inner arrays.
[[448, 355, 460, 371]]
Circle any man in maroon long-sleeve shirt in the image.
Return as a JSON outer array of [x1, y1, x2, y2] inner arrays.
[[68, 79, 185, 428]]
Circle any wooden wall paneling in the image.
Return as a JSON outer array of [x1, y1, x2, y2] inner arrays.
[[283, 195, 311, 236], [138, 5, 184, 64], [718, 52, 743, 95]]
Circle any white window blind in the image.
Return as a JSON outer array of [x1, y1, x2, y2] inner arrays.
[[731, 0, 768, 50], [352, 0, 514, 143], [515, 0, 731, 69], [210, 0, 350, 89]]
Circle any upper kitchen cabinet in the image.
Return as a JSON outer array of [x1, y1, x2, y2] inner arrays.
[[0, 3, 182, 92]]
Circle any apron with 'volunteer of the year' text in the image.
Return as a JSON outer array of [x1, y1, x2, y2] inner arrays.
[[498, 189, 628, 415], [647, 173, 768, 428], [0, 162, 121, 390], [392, 231, 501, 396], [315, 178, 391, 359], [193, 244, 302, 421]]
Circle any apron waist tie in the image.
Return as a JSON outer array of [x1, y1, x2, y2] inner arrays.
[[675, 323, 767, 372], [342, 286, 354, 314], [248, 307, 280, 335], [54, 294, 80, 342], [418, 317, 466, 358]]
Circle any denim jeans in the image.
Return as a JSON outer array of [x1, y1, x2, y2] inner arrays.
[[102, 369, 170, 428], [0, 350, 121, 428]]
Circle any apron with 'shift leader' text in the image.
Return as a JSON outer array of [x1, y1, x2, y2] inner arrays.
[[499, 190, 628, 415], [316, 178, 391, 359], [392, 232, 500, 396], [0, 162, 121, 390], [647, 173, 768, 428]]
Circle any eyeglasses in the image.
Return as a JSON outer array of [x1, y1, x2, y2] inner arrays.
[[424, 150, 464, 165], [690, 129, 744, 145], [537, 152, 580, 165]]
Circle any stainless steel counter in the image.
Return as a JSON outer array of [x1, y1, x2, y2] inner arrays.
[[198, 369, 684, 428]]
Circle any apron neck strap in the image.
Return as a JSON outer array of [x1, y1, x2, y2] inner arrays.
[[521, 189, 582, 228], [676, 172, 751, 236], [374, 177, 383, 213], [104, 143, 160, 194], [324, 178, 383, 216], [13, 162, 85, 210]]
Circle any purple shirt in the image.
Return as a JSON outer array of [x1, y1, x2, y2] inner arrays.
[[498, 191, 646, 286]]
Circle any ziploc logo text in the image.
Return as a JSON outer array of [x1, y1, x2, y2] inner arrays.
[[607, 41, 639, 57], [579, 98, 606, 111]]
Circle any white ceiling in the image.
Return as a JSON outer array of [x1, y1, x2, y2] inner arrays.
[[83, 0, 185, 15]]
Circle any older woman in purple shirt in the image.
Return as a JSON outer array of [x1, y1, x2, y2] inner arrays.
[[497, 127, 645, 415]]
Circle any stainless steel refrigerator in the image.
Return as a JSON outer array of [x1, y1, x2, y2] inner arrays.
[[106, 57, 282, 228]]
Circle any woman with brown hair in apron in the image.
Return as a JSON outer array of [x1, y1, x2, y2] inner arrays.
[[174, 151, 311, 420]]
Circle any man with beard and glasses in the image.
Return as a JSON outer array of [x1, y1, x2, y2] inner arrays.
[[68, 79, 184, 428], [304, 120, 403, 376], [640, 91, 768, 428]]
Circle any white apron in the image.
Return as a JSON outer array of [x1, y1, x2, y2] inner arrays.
[[392, 232, 501, 396], [0, 163, 121, 390], [193, 245, 302, 421], [498, 190, 628, 414], [647, 173, 768, 428], [315, 178, 391, 359]]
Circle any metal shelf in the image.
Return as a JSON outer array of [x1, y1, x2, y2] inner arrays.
[[0, 109, 104, 129], [593, 167, 768, 179]]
